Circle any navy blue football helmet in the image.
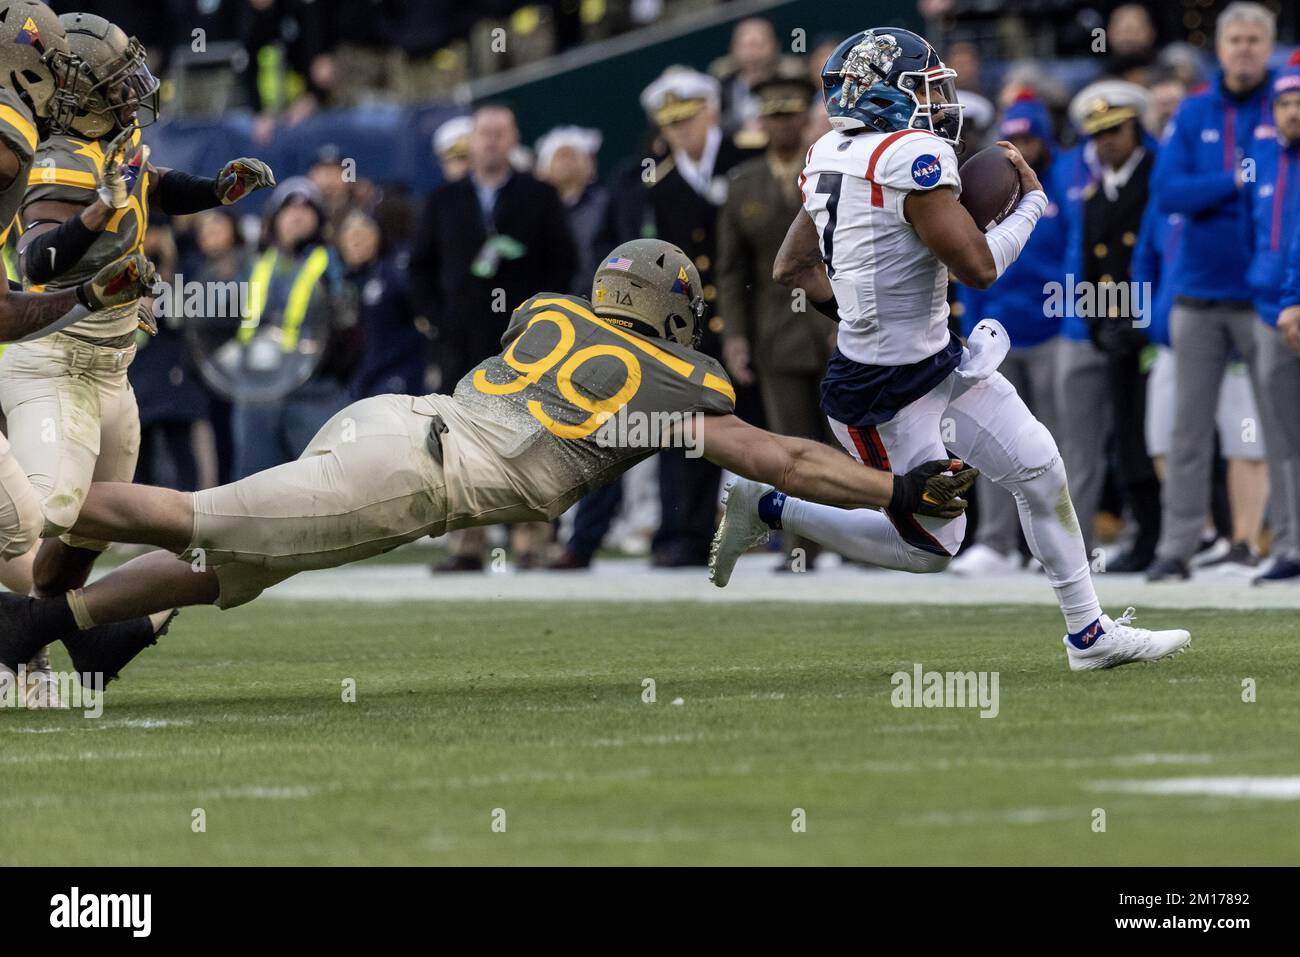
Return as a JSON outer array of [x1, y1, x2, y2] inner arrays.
[[820, 28, 964, 145]]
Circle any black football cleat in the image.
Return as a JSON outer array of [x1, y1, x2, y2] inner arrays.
[[0, 593, 51, 673], [60, 611, 179, 688]]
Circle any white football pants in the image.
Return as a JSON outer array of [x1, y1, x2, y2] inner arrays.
[[779, 370, 1103, 632]]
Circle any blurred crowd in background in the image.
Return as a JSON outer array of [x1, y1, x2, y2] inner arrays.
[[62, 0, 1300, 583], [48, 0, 747, 126]]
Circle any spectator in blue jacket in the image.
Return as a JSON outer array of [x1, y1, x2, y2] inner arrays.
[[951, 94, 1066, 576], [1247, 56, 1300, 583], [1146, 1, 1278, 581], [1135, 192, 1266, 569]]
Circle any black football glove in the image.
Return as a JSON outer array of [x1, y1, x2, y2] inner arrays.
[[889, 459, 979, 519]]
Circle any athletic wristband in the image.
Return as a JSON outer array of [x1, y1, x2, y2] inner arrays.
[[157, 169, 221, 214], [812, 294, 841, 322], [888, 473, 918, 514], [23, 214, 98, 284]]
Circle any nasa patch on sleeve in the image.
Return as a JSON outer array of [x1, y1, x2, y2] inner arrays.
[[911, 154, 942, 188]]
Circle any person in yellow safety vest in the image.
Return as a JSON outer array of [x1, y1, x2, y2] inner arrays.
[[232, 177, 357, 479]]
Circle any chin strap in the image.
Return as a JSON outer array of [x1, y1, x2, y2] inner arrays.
[[595, 312, 663, 341]]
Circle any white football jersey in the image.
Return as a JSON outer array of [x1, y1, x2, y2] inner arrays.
[[801, 127, 961, 367]]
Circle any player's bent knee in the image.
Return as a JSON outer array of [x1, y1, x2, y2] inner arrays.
[[0, 506, 40, 560], [0, 483, 44, 559], [1003, 419, 1062, 485], [38, 492, 85, 541], [912, 549, 954, 573], [900, 540, 956, 573], [212, 562, 294, 610]]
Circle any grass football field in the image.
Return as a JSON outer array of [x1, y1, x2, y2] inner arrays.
[[3, 598, 1297, 866]]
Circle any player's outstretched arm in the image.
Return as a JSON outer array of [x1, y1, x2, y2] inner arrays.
[[696, 413, 976, 517], [148, 157, 276, 211], [0, 283, 88, 342], [0, 252, 158, 343]]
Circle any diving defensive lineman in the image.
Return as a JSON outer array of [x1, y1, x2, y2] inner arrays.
[[710, 28, 1190, 671], [0, 240, 977, 681], [0, 12, 273, 688]]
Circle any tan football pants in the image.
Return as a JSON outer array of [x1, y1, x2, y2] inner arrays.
[[190, 393, 452, 608], [0, 335, 140, 552], [0, 430, 43, 560]]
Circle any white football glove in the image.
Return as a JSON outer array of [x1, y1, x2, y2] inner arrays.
[[955, 318, 1010, 383]]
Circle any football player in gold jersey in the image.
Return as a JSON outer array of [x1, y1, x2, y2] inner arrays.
[[0, 2, 173, 704], [0, 13, 272, 693], [0, 240, 975, 683]]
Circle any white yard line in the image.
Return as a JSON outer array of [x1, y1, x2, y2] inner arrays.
[[1091, 776, 1300, 799], [238, 554, 1300, 610]]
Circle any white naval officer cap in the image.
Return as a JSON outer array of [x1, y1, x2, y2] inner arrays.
[[1069, 79, 1150, 136], [433, 115, 473, 160], [640, 67, 721, 126], [535, 126, 603, 172]]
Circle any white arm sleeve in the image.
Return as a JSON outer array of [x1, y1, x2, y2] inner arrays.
[[985, 189, 1048, 279]]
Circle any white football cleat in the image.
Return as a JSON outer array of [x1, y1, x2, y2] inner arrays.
[[1063, 607, 1191, 672], [24, 646, 60, 709], [709, 477, 773, 587], [949, 543, 1018, 576]]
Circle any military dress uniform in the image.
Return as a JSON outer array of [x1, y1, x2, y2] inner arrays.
[[640, 68, 761, 565], [0, 127, 151, 550], [1079, 132, 1162, 565], [717, 72, 835, 567]]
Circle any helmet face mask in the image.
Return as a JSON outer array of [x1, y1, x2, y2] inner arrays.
[[666, 287, 707, 350], [50, 17, 160, 138], [898, 68, 964, 145]]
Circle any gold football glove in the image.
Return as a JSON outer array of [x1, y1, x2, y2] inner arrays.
[[79, 253, 158, 311], [215, 158, 276, 205]]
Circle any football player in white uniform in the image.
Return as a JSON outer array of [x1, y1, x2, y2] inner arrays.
[[711, 28, 1190, 671]]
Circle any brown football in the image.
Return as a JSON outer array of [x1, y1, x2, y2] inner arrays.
[[958, 145, 1022, 232]]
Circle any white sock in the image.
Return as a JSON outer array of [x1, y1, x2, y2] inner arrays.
[[780, 499, 952, 572], [1004, 458, 1103, 633]]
